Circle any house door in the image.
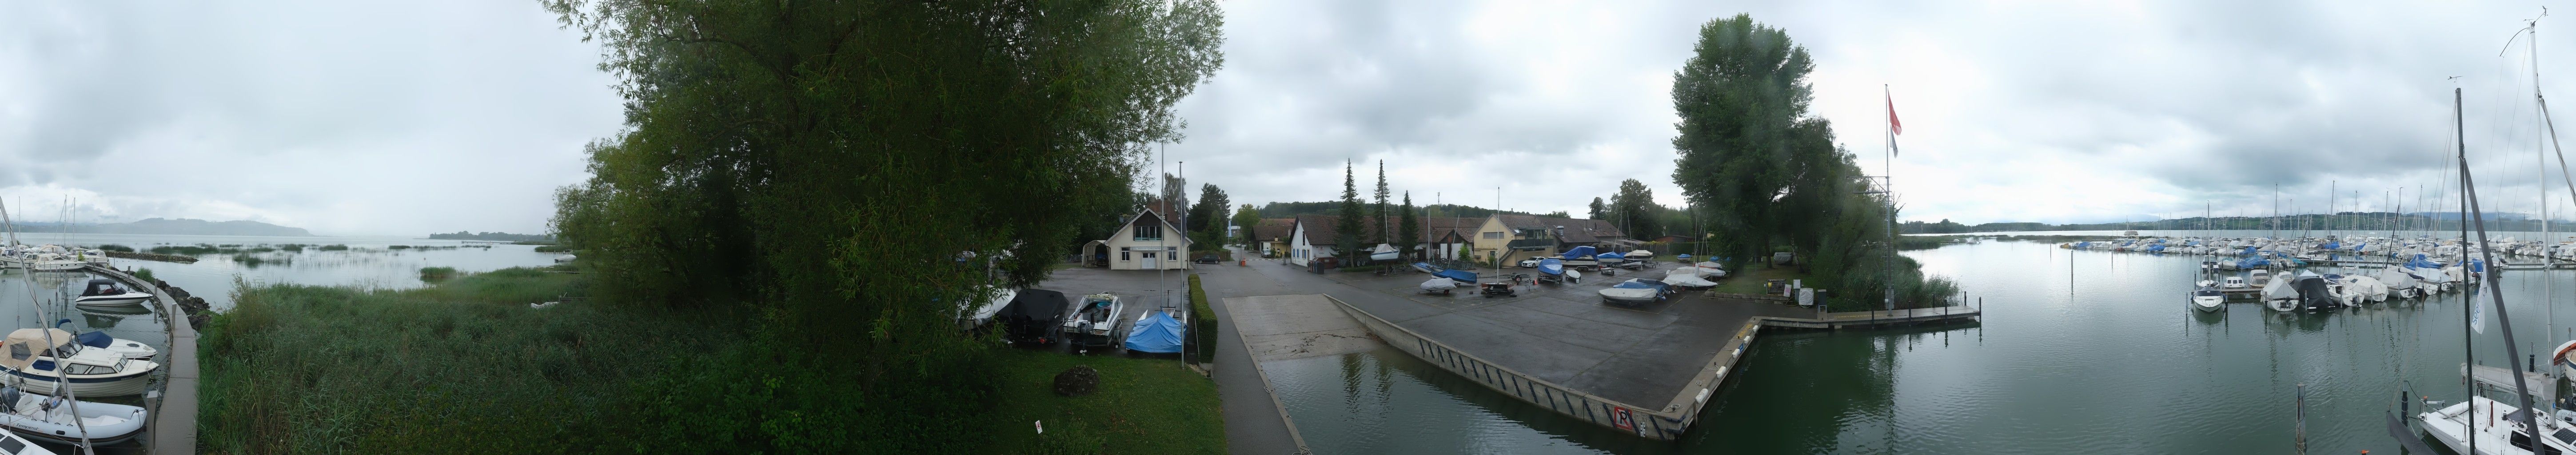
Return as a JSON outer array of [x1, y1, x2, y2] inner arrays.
[[1141, 251, 1159, 269]]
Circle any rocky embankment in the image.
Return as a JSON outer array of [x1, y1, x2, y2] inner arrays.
[[144, 278, 213, 330]]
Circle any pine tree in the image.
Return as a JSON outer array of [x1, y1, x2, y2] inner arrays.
[[1397, 192, 1421, 257], [1336, 160, 1364, 263], [1371, 160, 1391, 245]]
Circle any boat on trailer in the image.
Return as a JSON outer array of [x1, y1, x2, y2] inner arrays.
[[1064, 293, 1125, 350]]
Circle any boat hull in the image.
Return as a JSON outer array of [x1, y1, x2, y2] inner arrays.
[[71, 295, 148, 308], [0, 371, 150, 398]]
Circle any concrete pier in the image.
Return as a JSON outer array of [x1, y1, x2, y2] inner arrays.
[[86, 265, 194, 455]]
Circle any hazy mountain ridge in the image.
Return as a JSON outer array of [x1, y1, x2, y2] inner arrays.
[[13, 218, 316, 236]]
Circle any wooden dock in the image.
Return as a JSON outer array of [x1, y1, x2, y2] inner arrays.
[[86, 264, 195, 455], [1757, 305, 1983, 330]]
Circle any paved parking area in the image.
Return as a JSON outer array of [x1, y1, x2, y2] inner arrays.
[[1244, 259, 1814, 409]]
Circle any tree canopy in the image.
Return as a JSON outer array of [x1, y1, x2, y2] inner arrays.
[[542, 0, 1224, 451], [1669, 14, 1950, 311]]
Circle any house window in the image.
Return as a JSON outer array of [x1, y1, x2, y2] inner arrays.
[[1167, 247, 1179, 255], [1483, 231, 1503, 239], [1120, 247, 1131, 261], [1135, 225, 1162, 241]]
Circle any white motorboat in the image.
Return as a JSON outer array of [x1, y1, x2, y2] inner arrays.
[[1692, 261, 1729, 278], [1419, 277, 1459, 294], [2261, 271, 2301, 312], [2220, 276, 2248, 289], [2190, 287, 2223, 312], [0, 423, 54, 455], [70, 280, 148, 308], [1661, 268, 1716, 289], [0, 387, 144, 446], [1625, 250, 1655, 260], [77, 250, 105, 267], [1597, 279, 1669, 306], [49, 324, 150, 361], [960, 287, 1017, 328], [0, 329, 157, 397], [1063, 293, 1124, 348], [2249, 269, 2273, 287]]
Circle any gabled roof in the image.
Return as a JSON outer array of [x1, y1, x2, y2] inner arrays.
[[1116, 208, 1191, 245], [1489, 214, 1625, 245], [1249, 218, 1294, 243]]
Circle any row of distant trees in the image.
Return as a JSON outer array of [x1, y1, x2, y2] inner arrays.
[[1901, 212, 2571, 234]]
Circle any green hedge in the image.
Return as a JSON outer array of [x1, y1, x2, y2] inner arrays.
[[1187, 274, 1217, 366]]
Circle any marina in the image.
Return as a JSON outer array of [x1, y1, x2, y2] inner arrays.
[[1184, 237, 2576, 453]]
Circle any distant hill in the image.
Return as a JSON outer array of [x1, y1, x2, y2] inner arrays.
[[427, 231, 553, 242], [15, 218, 317, 236]]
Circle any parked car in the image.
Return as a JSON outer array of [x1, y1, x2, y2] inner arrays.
[[1516, 258, 1541, 268], [1193, 254, 1220, 264]]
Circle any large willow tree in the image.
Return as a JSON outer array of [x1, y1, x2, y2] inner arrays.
[[542, 0, 1222, 451], [1670, 14, 1951, 309]]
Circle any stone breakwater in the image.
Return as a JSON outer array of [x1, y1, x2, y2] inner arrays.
[[144, 278, 213, 330]]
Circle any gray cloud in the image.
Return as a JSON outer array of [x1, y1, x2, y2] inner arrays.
[[1169, 0, 2576, 225], [0, 1, 622, 235]]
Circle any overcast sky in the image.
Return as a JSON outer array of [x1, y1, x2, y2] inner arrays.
[[15, 2, 2576, 235], [1168, 0, 2576, 225], [0, 1, 618, 235]]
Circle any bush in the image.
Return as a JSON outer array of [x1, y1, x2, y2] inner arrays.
[[419, 267, 458, 282], [95, 244, 133, 252], [1187, 274, 1216, 366], [133, 268, 155, 282], [532, 244, 572, 253]]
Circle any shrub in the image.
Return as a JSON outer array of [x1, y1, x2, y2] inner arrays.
[[95, 244, 133, 252], [1187, 274, 1216, 366], [420, 267, 459, 282]]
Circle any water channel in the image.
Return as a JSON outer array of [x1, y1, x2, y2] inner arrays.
[[1267, 231, 2576, 454]]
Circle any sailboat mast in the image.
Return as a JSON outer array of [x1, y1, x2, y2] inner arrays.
[[2457, 87, 2480, 455], [2459, 85, 2549, 445]]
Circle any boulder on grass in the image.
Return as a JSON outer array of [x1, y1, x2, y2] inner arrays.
[[1053, 365, 1100, 397]]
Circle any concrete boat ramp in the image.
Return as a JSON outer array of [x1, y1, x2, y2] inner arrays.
[[1227, 261, 1979, 441]]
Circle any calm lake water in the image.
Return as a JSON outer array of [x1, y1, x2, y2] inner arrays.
[[36, 233, 568, 310], [1268, 237, 2576, 454]]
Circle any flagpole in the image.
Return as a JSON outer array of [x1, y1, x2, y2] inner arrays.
[[1883, 84, 1897, 311]]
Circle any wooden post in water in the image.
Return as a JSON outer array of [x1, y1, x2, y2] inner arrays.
[[2295, 382, 2308, 454]]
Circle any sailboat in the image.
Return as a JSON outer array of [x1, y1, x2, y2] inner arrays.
[[2407, 84, 2563, 455]]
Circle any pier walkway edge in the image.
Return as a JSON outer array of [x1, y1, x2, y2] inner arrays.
[[1328, 294, 1976, 440]]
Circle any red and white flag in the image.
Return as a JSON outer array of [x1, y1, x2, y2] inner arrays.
[[1886, 93, 1902, 135], [1885, 87, 1902, 156]]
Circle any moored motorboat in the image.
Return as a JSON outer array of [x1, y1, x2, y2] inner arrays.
[[70, 280, 148, 308], [2220, 276, 2248, 289], [2190, 287, 2223, 312], [0, 329, 156, 397], [1625, 250, 1655, 260], [0, 387, 144, 446]]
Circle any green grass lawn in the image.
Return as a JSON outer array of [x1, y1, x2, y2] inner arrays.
[[981, 349, 1226, 455], [1709, 265, 1812, 295]]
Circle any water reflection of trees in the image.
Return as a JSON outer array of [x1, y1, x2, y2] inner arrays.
[[1681, 325, 1968, 454]]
